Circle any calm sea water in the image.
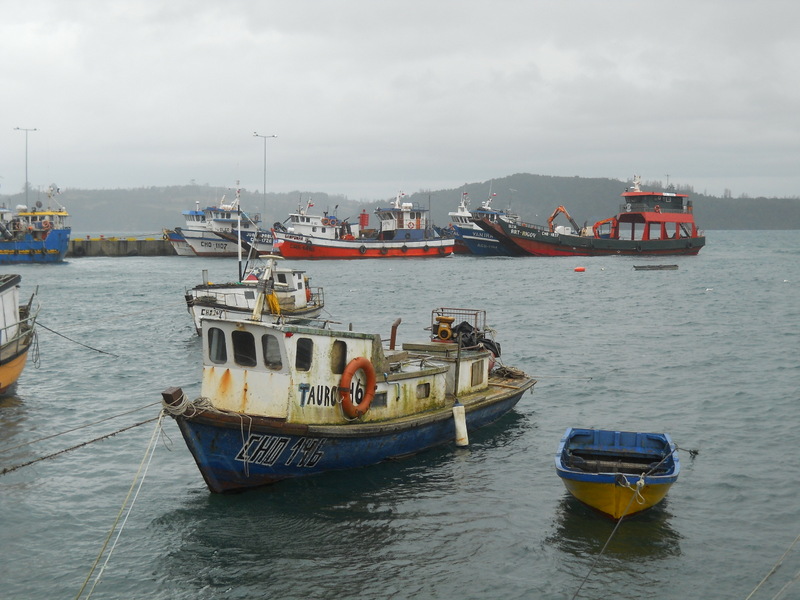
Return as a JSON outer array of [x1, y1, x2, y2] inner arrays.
[[1, 230, 798, 600]]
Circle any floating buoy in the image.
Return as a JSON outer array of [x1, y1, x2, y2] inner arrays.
[[453, 402, 468, 446], [574, 266, 586, 272]]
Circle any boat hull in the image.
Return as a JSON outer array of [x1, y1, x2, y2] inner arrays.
[[274, 234, 454, 259], [0, 229, 70, 264], [454, 225, 518, 256], [173, 382, 532, 492], [187, 301, 324, 334], [555, 428, 680, 519], [477, 219, 704, 257], [0, 344, 31, 394]]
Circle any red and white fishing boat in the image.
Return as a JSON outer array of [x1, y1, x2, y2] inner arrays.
[[272, 193, 454, 259], [474, 175, 705, 257]]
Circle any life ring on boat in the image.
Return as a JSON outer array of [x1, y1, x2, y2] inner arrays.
[[339, 357, 376, 418], [359, 245, 367, 255], [407, 222, 415, 229], [42, 220, 52, 230], [654, 205, 661, 213], [625, 203, 632, 212], [328, 217, 338, 226], [321, 218, 330, 226]]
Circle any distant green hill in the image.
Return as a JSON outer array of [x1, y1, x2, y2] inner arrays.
[[2, 173, 797, 233]]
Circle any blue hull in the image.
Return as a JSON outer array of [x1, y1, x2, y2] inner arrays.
[[453, 225, 515, 257], [176, 391, 527, 492], [0, 229, 70, 264]]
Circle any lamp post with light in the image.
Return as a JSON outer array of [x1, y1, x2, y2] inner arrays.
[[14, 127, 37, 206], [253, 132, 277, 219]]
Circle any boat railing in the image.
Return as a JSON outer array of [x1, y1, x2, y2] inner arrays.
[[619, 202, 686, 214]]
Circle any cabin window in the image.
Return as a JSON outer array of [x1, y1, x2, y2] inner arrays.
[[208, 327, 227, 364], [471, 360, 485, 386], [296, 337, 313, 371], [232, 330, 257, 367], [372, 391, 388, 408], [277, 274, 287, 284], [331, 340, 347, 374], [244, 290, 255, 300], [262, 334, 282, 369], [416, 382, 430, 399]]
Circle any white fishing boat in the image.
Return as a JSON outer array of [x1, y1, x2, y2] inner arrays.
[[162, 307, 535, 492], [185, 256, 324, 335], [0, 274, 38, 394], [166, 186, 273, 257]]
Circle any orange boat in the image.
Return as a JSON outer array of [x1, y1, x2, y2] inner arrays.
[[0, 274, 38, 395]]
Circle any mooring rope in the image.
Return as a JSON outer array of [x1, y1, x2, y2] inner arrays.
[[36, 321, 120, 357], [0, 401, 161, 454], [744, 532, 800, 600], [570, 476, 645, 599], [74, 411, 165, 600], [1, 417, 159, 476], [570, 445, 697, 599]]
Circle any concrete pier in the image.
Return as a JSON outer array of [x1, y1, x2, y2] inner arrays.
[[68, 236, 176, 257]]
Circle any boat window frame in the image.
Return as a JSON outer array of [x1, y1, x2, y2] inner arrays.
[[295, 337, 313, 371], [231, 330, 258, 367], [208, 327, 228, 364], [261, 333, 283, 370]]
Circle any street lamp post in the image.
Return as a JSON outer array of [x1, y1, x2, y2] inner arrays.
[[14, 127, 37, 206], [253, 132, 277, 220]]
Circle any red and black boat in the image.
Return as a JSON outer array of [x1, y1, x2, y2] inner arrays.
[[474, 176, 705, 257]]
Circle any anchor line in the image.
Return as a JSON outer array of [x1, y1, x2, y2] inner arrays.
[[743, 532, 800, 600], [36, 321, 120, 357], [74, 411, 165, 600], [1, 417, 159, 476], [570, 477, 646, 600], [0, 401, 162, 454]]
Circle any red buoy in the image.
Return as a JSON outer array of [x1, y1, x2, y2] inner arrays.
[[574, 266, 586, 272]]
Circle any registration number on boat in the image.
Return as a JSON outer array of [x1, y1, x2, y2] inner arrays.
[[235, 434, 325, 468]]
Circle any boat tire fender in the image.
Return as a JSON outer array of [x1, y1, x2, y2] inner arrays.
[[339, 357, 376, 418], [359, 245, 367, 255]]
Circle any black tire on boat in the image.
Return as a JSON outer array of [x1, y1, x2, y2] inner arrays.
[[359, 245, 367, 255]]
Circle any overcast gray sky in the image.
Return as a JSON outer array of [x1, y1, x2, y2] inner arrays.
[[3, 1, 798, 201]]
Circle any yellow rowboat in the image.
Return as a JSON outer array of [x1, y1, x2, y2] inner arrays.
[[555, 427, 680, 520]]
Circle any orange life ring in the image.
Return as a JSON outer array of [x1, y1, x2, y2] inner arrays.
[[339, 357, 376, 418], [42, 220, 52, 230], [407, 221, 415, 229], [321, 218, 330, 226]]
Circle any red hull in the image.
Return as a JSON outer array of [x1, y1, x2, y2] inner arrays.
[[276, 238, 453, 259]]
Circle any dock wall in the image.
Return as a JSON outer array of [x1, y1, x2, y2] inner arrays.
[[68, 237, 176, 258]]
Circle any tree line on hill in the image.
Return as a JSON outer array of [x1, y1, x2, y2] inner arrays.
[[1, 173, 798, 234]]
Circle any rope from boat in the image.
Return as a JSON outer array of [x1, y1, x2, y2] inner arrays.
[[74, 411, 165, 600], [36, 321, 120, 357], [570, 476, 645, 600], [0, 401, 161, 454], [1, 416, 160, 476], [743, 532, 800, 600], [161, 391, 214, 418]]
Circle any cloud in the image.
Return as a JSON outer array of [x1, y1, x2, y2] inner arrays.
[[2, 1, 798, 200]]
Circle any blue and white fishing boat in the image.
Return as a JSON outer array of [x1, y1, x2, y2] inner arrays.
[[162, 307, 535, 492], [166, 186, 273, 257], [448, 192, 519, 256], [555, 427, 680, 520], [0, 188, 71, 264]]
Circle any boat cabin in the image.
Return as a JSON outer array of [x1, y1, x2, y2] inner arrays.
[[374, 193, 432, 241]]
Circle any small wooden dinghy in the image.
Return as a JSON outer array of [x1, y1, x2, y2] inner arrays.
[[555, 427, 680, 519]]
